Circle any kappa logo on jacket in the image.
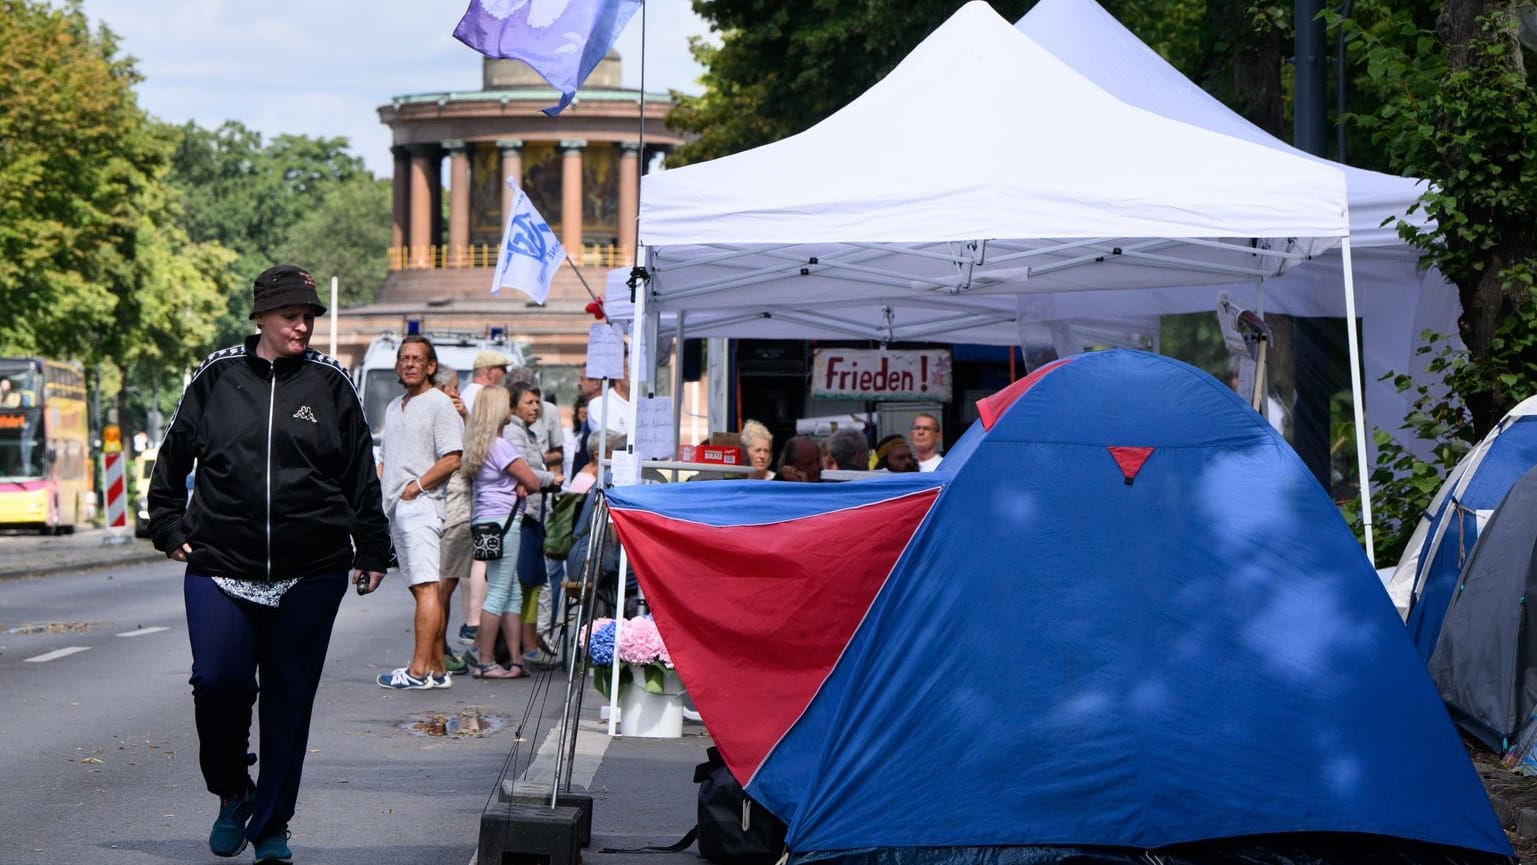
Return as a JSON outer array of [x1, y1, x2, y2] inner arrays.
[[293, 405, 318, 423]]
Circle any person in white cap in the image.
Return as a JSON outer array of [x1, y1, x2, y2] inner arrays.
[[460, 350, 511, 417]]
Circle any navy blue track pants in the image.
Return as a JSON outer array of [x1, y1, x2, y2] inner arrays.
[[184, 569, 347, 842]]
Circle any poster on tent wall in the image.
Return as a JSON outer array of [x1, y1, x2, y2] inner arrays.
[[812, 349, 951, 402]]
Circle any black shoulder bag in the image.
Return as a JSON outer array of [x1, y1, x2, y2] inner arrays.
[[471, 510, 517, 561]]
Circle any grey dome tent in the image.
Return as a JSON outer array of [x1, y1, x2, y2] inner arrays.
[[1430, 461, 1537, 765]]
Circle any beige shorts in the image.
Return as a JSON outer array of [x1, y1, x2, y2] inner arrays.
[[439, 520, 472, 583]]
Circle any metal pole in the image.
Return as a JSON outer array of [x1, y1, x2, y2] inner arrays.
[[1292, 0, 1333, 488], [329, 276, 339, 357]]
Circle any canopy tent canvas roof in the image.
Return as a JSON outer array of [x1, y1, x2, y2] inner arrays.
[[636, 1, 1349, 305], [609, 0, 1453, 465], [618, 0, 1382, 555]]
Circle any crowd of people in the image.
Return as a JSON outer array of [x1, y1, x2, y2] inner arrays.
[[145, 263, 953, 863], [737, 410, 945, 484]]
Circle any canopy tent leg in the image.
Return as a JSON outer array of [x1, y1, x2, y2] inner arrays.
[[607, 259, 652, 736], [1342, 238, 1376, 565]]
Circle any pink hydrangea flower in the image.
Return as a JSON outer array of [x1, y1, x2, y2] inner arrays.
[[581, 617, 613, 651], [615, 616, 668, 666]]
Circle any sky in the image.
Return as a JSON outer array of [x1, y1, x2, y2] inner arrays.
[[79, 1, 711, 177]]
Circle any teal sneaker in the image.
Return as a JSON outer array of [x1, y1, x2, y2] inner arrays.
[[253, 828, 292, 864], [208, 789, 253, 857]]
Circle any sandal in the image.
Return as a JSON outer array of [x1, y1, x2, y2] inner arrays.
[[471, 663, 521, 679]]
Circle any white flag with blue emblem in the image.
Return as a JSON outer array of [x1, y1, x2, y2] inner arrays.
[[491, 182, 564, 303]]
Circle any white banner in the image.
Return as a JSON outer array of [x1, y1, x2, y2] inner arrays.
[[812, 349, 951, 402]]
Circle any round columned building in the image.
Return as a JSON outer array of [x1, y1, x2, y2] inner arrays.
[[335, 53, 689, 398]]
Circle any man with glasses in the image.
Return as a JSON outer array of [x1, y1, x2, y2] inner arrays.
[[910, 413, 944, 471]]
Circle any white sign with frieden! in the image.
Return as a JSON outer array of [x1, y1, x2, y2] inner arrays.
[[812, 349, 952, 402]]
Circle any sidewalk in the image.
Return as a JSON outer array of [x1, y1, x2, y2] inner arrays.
[[0, 527, 164, 582]]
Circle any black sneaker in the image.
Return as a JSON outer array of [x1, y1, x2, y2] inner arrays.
[[208, 789, 254, 857], [457, 624, 478, 645], [253, 828, 292, 864]]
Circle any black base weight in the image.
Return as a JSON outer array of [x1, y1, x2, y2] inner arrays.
[[478, 802, 583, 865]]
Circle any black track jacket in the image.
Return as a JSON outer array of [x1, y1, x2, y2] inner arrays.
[[149, 336, 390, 580]]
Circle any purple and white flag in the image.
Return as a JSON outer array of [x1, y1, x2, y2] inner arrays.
[[454, 0, 643, 116], [491, 182, 564, 304]]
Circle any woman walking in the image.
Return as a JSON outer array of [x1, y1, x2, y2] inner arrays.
[[148, 264, 390, 864], [461, 385, 550, 678]]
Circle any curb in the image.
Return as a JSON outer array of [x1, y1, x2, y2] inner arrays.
[[0, 543, 168, 583]]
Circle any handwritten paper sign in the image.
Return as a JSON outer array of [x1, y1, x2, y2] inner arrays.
[[609, 450, 641, 487], [811, 349, 952, 402], [634, 397, 674, 461], [586, 323, 625, 380]]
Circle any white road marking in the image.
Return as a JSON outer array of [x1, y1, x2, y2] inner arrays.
[[507, 717, 613, 797], [115, 626, 170, 638], [25, 646, 91, 663]]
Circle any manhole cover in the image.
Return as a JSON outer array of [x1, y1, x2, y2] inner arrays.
[[6, 621, 91, 635], [403, 709, 508, 738]]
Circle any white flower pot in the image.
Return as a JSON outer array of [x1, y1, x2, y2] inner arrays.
[[617, 666, 684, 738]]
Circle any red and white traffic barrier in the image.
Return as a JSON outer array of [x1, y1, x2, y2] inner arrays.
[[104, 451, 127, 533]]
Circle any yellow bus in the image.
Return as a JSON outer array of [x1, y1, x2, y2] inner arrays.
[[0, 358, 94, 533]]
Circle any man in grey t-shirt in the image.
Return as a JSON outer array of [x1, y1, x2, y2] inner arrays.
[[377, 337, 463, 690]]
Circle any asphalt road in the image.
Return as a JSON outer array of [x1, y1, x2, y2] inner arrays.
[[0, 552, 707, 865]]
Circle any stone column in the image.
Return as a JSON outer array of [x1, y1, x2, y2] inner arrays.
[[445, 140, 470, 267], [391, 146, 409, 253], [498, 139, 523, 224], [560, 139, 586, 258], [408, 146, 436, 269], [618, 140, 640, 262]]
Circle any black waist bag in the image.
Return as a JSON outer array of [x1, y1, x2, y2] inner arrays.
[[695, 746, 787, 865]]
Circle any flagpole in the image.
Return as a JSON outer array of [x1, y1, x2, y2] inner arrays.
[[563, 253, 601, 302]]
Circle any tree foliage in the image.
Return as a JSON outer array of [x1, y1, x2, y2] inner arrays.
[[273, 175, 392, 308], [0, 0, 227, 380], [165, 121, 382, 346], [1319, 0, 1537, 561]]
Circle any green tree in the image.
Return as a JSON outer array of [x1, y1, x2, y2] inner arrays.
[[273, 175, 392, 307], [0, 1, 227, 383], [1342, 1, 1537, 438], [166, 121, 375, 346]]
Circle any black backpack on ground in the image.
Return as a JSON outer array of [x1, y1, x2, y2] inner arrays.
[[694, 746, 787, 865], [598, 746, 787, 865]]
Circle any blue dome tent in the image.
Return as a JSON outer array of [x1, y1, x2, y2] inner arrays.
[[1385, 395, 1537, 658], [607, 350, 1509, 865]]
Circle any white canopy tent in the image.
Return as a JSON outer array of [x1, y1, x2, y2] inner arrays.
[[616, 1, 1380, 556]]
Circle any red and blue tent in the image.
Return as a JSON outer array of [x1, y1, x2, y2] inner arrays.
[[607, 350, 1509, 865]]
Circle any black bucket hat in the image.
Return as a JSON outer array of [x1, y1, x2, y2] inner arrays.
[[250, 265, 326, 319]]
